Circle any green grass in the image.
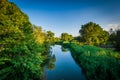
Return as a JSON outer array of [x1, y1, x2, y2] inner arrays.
[[63, 43, 120, 80]]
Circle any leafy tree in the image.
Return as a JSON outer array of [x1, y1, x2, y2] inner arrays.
[[61, 33, 73, 41], [79, 22, 109, 45], [100, 30, 109, 44], [46, 31, 55, 44], [116, 30, 120, 50], [108, 28, 116, 44], [108, 28, 120, 50], [0, 0, 53, 80], [54, 37, 60, 42], [33, 25, 46, 44], [0, 0, 33, 56]]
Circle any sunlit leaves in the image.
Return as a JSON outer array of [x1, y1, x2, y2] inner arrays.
[[79, 22, 109, 45], [46, 30, 55, 44], [0, 0, 52, 79], [66, 43, 120, 80], [33, 25, 46, 44], [61, 33, 73, 41]]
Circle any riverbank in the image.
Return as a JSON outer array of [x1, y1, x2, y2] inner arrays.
[[63, 43, 120, 80]]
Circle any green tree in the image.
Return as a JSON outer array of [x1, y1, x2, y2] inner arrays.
[[116, 30, 120, 50], [54, 37, 60, 42], [0, 0, 33, 56], [108, 28, 116, 44], [0, 0, 52, 80], [79, 22, 109, 45], [100, 30, 109, 44], [108, 28, 120, 50], [46, 31, 55, 44], [61, 33, 73, 41], [33, 25, 46, 44]]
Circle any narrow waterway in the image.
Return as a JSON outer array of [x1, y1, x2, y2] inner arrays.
[[45, 45, 86, 80]]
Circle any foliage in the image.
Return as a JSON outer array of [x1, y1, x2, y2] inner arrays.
[[64, 43, 120, 80], [108, 28, 120, 51], [0, 0, 53, 80], [74, 36, 84, 42], [0, 42, 53, 80], [0, 55, 42, 80], [79, 22, 109, 45], [61, 33, 73, 41], [116, 30, 120, 51], [33, 25, 46, 44], [108, 28, 116, 44], [46, 31, 55, 44], [54, 37, 61, 43], [0, 0, 33, 55]]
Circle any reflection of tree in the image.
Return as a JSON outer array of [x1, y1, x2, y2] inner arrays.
[[61, 46, 69, 52], [39, 46, 56, 79], [51, 55, 56, 62], [47, 63, 55, 70], [40, 49, 56, 70], [46, 54, 56, 70]]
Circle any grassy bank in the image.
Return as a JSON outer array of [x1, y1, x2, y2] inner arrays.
[[63, 43, 120, 80]]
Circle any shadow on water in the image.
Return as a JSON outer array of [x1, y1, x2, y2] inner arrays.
[[43, 45, 86, 80]]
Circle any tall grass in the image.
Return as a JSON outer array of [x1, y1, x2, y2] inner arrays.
[[63, 43, 120, 80]]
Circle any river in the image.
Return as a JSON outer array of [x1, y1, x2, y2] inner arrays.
[[45, 45, 86, 80]]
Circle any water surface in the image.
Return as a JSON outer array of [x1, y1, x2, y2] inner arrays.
[[45, 45, 86, 80]]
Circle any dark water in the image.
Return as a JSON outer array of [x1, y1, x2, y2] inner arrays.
[[45, 45, 86, 80]]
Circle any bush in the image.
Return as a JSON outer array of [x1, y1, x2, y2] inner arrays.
[[66, 43, 120, 80]]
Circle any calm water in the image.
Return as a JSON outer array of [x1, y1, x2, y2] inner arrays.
[[45, 45, 86, 80]]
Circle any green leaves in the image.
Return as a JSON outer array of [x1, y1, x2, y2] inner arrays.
[[61, 33, 73, 41], [0, 0, 52, 80], [0, 57, 13, 80], [67, 43, 120, 80], [46, 30, 55, 44], [0, 0, 33, 56], [33, 25, 46, 44], [79, 22, 109, 45], [116, 30, 120, 50]]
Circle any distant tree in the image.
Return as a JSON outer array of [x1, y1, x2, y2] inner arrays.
[[33, 25, 46, 44], [100, 31, 109, 44], [79, 22, 109, 45], [61, 33, 73, 41], [54, 37, 60, 42], [108, 28, 120, 50], [74, 36, 84, 42], [46, 31, 55, 43], [116, 30, 120, 50], [47, 31, 54, 38], [69, 35, 74, 41], [108, 28, 116, 44]]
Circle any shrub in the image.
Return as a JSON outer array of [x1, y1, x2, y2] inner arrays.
[[66, 43, 120, 80]]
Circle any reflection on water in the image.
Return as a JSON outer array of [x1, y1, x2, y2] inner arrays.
[[44, 45, 86, 80], [61, 46, 69, 52], [40, 47, 56, 80], [46, 54, 56, 70]]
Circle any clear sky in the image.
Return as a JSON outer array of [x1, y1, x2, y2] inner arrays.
[[9, 0, 120, 37]]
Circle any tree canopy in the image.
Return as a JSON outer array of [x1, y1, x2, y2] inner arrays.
[[79, 22, 109, 45], [61, 33, 73, 41], [0, 0, 33, 55], [46, 31, 55, 44], [0, 0, 53, 80], [116, 30, 120, 50], [33, 25, 46, 44]]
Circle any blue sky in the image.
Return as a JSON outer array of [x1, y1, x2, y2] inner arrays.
[[9, 0, 120, 37]]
